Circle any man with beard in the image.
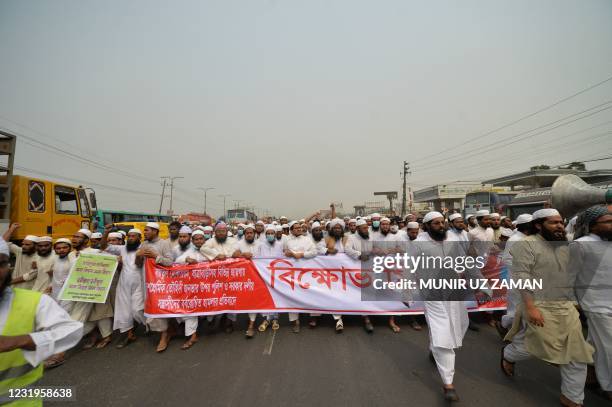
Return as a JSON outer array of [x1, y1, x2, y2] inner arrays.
[[30, 236, 55, 294], [490, 213, 502, 242], [414, 211, 469, 402], [274, 225, 287, 244], [502, 209, 594, 407], [570, 205, 612, 401], [0, 236, 82, 386], [404, 222, 420, 241], [255, 221, 266, 242], [254, 224, 284, 332], [235, 225, 261, 338], [465, 214, 477, 231], [347, 218, 357, 234], [447, 214, 469, 243], [100, 227, 146, 349], [2, 224, 38, 290], [171, 226, 203, 350], [284, 221, 317, 333], [136, 222, 175, 352], [310, 222, 327, 255], [279, 216, 288, 225], [90, 232, 103, 249], [468, 210, 494, 258], [281, 223, 290, 236], [168, 221, 182, 249], [201, 222, 239, 333], [191, 230, 207, 252], [498, 214, 533, 336], [500, 216, 514, 230]]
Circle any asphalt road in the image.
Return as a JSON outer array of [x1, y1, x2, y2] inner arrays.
[[41, 315, 609, 407]]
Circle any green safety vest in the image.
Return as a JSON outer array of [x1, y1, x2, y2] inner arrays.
[[0, 288, 43, 406]]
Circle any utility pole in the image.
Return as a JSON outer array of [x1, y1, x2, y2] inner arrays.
[[198, 187, 215, 215], [401, 161, 411, 217], [159, 177, 169, 214], [233, 199, 244, 209], [219, 194, 231, 219], [168, 176, 183, 215]]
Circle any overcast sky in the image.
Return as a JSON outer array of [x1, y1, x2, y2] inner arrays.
[[1, 0, 611, 219]]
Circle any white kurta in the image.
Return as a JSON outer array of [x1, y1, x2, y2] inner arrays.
[[284, 235, 317, 258], [254, 240, 284, 258], [200, 237, 238, 261], [31, 253, 57, 293], [51, 256, 73, 304], [8, 243, 38, 290], [0, 287, 83, 366], [105, 244, 146, 333], [500, 230, 527, 329], [171, 244, 203, 336], [344, 234, 373, 260]]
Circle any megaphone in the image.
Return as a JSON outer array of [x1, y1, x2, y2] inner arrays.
[[551, 174, 612, 218]]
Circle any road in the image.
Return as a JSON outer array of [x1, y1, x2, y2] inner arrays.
[[41, 315, 608, 407]]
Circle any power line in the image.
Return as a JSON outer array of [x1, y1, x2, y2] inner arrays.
[[412, 101, 612, 173], [411, 73, 612, 165]]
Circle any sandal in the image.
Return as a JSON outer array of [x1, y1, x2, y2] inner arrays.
[[271, 320, 280, 331], [95, 335, 112, 349], [82, 334, 98, 350], [258, 320, 270, 332], [181, 335, 198, 350], [44, 357, 65, 369], [500, 345, 515, 377], [335, 319, 344, 333], [410, 320, 422, 331], [390, 323, 401, 333], [245, 327, 256, 339]]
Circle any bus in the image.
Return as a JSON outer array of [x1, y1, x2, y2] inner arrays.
[[226, 208, 257, 224], [92, 209, 173, 233], [9, 175, 97, 241], [464, 190, 518, 218]]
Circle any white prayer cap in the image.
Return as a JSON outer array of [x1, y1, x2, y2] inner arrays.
[[54, 237, 72, 246], [281, 223, 290, 229], [280, 216, 287, 220], [118, 230, 127, 237], [299, 219, 305, 223], [90, 232, 103, 239], [423, 211, 444, 223], [500, 216, 507, 221], [512, 214, 533, 225], [243, 224, 255, 231], [0, 237, 8, 256], [366, 216, 371, 220], [465, 214, 474, 220], [329, 218, 345, 229], [128, 228, 142, 235], [448, 213, 463, 222], [311, 221, 321, 229], [237, 223, 245, 229], [356, 219, 367, 226], [532, 208, 560, 220], [272, 221, 278, 225], [370, 213, 381, 219], [192, 230, 205, 237], [24, 235, 39, 243], [215, 222, 228, 229], [77, 229, 92, 239], [500, 228, 514, 238], [343, 216, 350, 221], [37, 236, 53, 243], [227, 231, 233, 237], [265, 224, 276, 232], [475, 210, 490, 217], [406, 221, 419, 229], [179, 226, 192, 235], [490, 212, 501, 219], [288, 220, 299, 229], [146, 222, 160, 230], [256, 220, 265, 226], [108, 232, 123, 239], [348, 218, 357, 224], [203, 226, 213, 232], [275, 225, 283, 232], [380, 217, 391, 223]]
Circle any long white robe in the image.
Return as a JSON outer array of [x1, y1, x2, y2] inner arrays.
[[140, 238, 174, 331], [500, 230, 527, 329], [171, 244, 204, 336], [200, 237, 238, 261], [254, 240, 284, 258], [9, 243, 38, 290], [31, 253, 57, 293]]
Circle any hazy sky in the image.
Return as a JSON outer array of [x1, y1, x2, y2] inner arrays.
[[1, 0, 611, 219]]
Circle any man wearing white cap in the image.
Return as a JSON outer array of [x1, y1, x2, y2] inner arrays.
[[283, 221, 317, 333], [369, 213, 382, 239], [191, 230, 207, 252], [2, 223, 39, 290], [414, 211, 468, 402], [101, 226, 147, 349], [254, 221, 266, 242], [447, 213, 469, 244], [202, 226, 213, 242], [347, 219, 357, 235], [200, 222, 239, 333], [468, 210, 494, 258], [274, 225, 287, 245], [31, 236, 56, 294], [89, 232, 103, 250], [502, 208, 593, 407], [136, 222, 176, 352], [403, 222, 420, 241], [309, 222, 327, 255], [489, 213, 502, 242], [234, 224, 262, 338], [169, 225, 203, 350], [571, 205, 612, 401]]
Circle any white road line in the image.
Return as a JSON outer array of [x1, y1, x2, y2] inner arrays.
[[263, 330, 276, 355]]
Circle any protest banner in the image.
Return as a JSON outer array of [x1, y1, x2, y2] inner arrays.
[[59, 252, 119, 303]]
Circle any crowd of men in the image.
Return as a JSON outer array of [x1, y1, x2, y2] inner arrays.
[[1, 204, 611, 406]]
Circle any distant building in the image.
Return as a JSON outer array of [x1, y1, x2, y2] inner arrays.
[[413, 182, 484, 212], [483, 167, 612, 190]]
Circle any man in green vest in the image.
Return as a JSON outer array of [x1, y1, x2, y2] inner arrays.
[[0, 237, 82, 406]]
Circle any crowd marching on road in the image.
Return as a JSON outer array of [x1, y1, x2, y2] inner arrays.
[[0, 204, 611, 406]]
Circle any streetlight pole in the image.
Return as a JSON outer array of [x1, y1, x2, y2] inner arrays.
[[219, 194, 231, 219], [198, 187, 215, 215], [168, 176, 183, 215]]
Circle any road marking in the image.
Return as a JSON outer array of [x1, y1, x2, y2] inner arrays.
[[263, 330, 276, 355]]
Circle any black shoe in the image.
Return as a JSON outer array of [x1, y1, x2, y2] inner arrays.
[[468, 320, 480, 332], [443, 387, 459, 402]]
